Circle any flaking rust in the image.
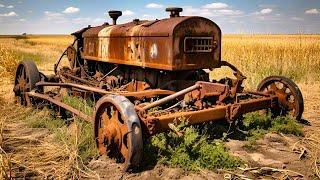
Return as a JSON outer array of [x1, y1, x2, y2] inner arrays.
[[13, 7, 304, 171]]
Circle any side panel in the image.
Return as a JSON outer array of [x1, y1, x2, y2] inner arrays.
[[82, 36, 173, 70]]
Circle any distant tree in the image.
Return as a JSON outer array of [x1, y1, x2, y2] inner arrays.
[[22, 33, 27, 36]]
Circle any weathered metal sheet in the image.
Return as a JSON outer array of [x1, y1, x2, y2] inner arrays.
[[81, 16, 221, 71]]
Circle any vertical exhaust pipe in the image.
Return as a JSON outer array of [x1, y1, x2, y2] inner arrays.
[[108, 10, 122, 25]]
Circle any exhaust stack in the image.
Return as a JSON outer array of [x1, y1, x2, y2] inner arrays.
[[108, 10, 122, 25]]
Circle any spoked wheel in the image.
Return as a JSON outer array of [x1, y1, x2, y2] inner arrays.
[[257, 76, 304, 120], [13, 60, 40, 106], [93, 95, 143, 172]]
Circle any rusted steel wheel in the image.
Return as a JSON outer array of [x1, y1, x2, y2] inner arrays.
[[13, 60, 40, 106], [93, 95, 143, 171], [257, 76, 304, 120]]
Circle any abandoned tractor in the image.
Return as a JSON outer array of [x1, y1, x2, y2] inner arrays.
[[13, 7, 304, 171]]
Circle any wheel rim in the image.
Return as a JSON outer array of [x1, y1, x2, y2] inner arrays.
[[94, 95, 143, 171], [258, 76, 304, 120], [97, 103, 130, 162]]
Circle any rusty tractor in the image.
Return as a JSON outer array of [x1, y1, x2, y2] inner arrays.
[[13, 7, 304, 171]]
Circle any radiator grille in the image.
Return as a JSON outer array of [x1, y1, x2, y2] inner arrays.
[[184, 37, 214, 53]]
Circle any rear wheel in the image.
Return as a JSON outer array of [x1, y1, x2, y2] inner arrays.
[[93, 95, 143, 171], [257, 76, 304, 120], [13, 60, 40, 106]]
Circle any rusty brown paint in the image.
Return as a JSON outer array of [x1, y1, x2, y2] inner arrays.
[[81, 17, 221, 71], [141, 96, 276, 135]]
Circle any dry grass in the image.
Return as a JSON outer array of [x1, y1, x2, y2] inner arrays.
[[0, 103, 99, 179], [212, 34, 320, 88], [0, 46, 20, 78]]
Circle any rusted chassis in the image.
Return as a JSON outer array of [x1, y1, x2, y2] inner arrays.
[[27, 81, 277, 135]]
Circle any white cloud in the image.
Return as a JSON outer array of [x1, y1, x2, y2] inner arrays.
[[19, 18, 26, 22], [0, 11, 18, 17], [7, 5, 14, 9], [0, 4, 4, 8], [202, 3, 229, 9], [122, 10, 135, 16], [305, 8, 319, 14], [63, 7, 80, 14], [253, 8, 273, 15], [146, 3, 164, 9], [260, 8, 273, 14]]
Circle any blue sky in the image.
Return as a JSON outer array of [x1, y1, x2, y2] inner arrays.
[[0, 0, 319, 34]]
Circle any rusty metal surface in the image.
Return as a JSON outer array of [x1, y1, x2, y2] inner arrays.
[[257, 76, 304, 120], [93, 95, 143, 171], [81, 16, 221, 71], [141, 84, 201, 111], [36, 82, 175, 99], [141, 96, 276, 135]]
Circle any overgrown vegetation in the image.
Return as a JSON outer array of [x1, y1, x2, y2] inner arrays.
[[62, 95, 95, 116], [243, 112, 304, 140], [242, 112, 303, 151], [144, 119, 242, 171]]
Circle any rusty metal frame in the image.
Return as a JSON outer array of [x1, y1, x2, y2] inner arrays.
[[26, 91, 91, 121], [36, 82, 175, 99], [140, 96, 277, 135]]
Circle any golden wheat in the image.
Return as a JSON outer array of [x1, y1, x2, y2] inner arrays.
[[212, 34, 320, 88]]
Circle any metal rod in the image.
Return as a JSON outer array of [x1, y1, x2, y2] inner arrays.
[[99, 65, 118, 82], [27, 92, 91, 122], [61, 72, 97, 86], [36, 81, 175, 98], [36, 82, 113, 95], [142, 84, 201, 111]]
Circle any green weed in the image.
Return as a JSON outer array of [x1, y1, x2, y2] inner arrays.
[[145, 119, 242, 171], [243, 112, 303, 139], [61, 95, 94, 116], [242, 112, 303, 151]]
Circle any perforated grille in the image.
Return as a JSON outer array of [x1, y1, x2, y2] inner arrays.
[[184, 37, 214, 53]]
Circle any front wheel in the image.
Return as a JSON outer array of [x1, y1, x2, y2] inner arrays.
[[257, 76, 304, 120], [93, 95, 143, 172]]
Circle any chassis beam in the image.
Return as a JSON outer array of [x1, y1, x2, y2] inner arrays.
[[26, 91, 91, 121], [143, 96, 277, 134], [36, 82, 175, 99]]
